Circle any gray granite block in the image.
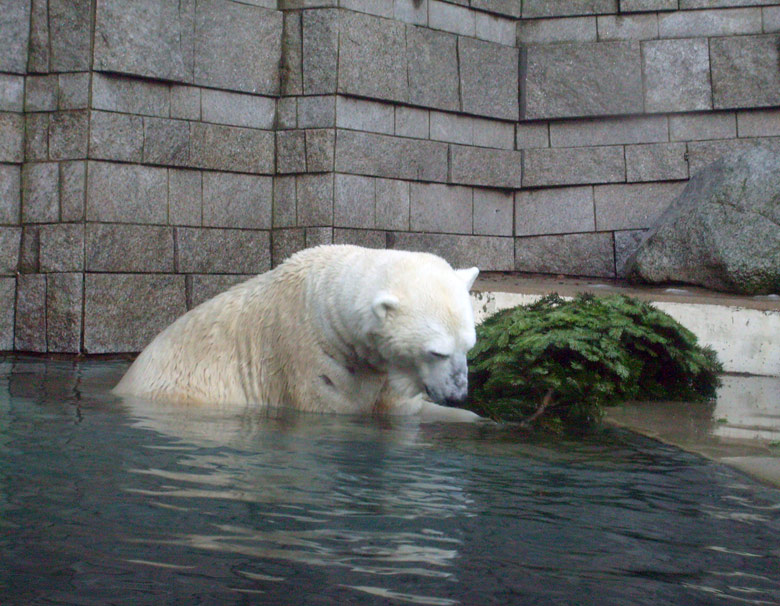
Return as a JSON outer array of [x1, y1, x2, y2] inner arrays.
[[22, 162, 59, 223], [524, 40, 642, 120], [686, 138, 780, 176], [515, 232, 615, 278], [472, 118, 515, 150], [523, 146, 625, 187], [39, 223, 84, 272], [304, 226, 333, 248], [459, 37, 519, 121], [176, 227, 271, 274], [273, 175, 297, 228], [737, 109, 780, 138], [60, 161, 86, 222], [25, 75, 59, 112], [473, 189, 513, 237], [170, 85, 200, 120], [168, 168, 202, 226], [475, 13, 517, 45], [0, 227, 21, 274], [334, 174, 375, 229], [195, 0, 282, 94], [302, 9, 339, 94], [94, 0, 195, 82], [336, 96, 395, 135], [619, 0, 675, 11], [711, 35, 780, 109], [516, 122, 550, 149], [202, 172, 273, 229], [0, 113, 24, 163], [470, 0, 521, 18], [84, 273, 186, 353], [332, 228, 387, 249], [449, 145, 523, 189], [429, 0, 474, 36], [765, 6, 780, 33], [596, 14, 658, 40], [276, 130, 307, 174], [48, 110, 89, 160], [669, 112, 736, 141], [626, 142, 689, 182], [0, 164, 21, 225], [298, 95, 336, 128], [189, 123, 274, 174], [281, 11, 303, 96], [515, 186, 595, 236], [0, 75, 24, 112], [0, 277, 14, 350], [49, 0, 93, 71], [549, 115, 667, 147], [394, 0, 429, 24], [58, 73, 90, 110], [277, 97, 297, 130], [395, 106, 430, 139], [390, 232, 514, 271], [305, 129, 336, 172], [188, 274, 253, 309], [335, 130, 448, 182], [86, 161, 168, 224], [27, 0, 48, 73], [46, 272, 83, 353], [92, 73, 170, 117], [430, 112, 474, 145], [271, 228, 306, 267], [614, 229, 646, 276], [657, 7, 762, 39], [19, 226, 40, 273], [643, 38, 712, 113], [143, 117, 190, 165], [296, 174, 333, 226], [406, 26, 460, 112], [518, 16, 597, 44], [375, 178, 410, 231], [594, 181, 685, 230], [86, 223, 174, 272], [523, 0, 618, 18], [15, 273, 47, 352], [89, 111, 144, 163], [24, 113, 48, 161], [0, 0, 30, 72], [410, 182, 472, 234]]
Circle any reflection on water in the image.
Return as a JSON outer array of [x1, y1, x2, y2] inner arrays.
[[1, 357, 779, 606]]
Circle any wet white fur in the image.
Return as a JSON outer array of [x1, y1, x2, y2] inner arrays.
[[114, 245, 481, 422]]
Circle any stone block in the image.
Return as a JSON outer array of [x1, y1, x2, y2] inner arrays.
[[170, 85, 200, 120], [25, 75, 59, 112], [375, 178, 410, 231], [476, 13, 516, 46], [459, 37, 519, 121], [516, 122, 549, 149], [340, 0, 394, 16], [686, 138, 780, 177], [202, 172, 273, 229], [515, 233, 615, 278], [0, 113, 23, 163], [60, 161, 86, 222], [0, 277, 14, 350], [614, 229, 646, 276], [276, 130, 307, 174], [24, 113, 49, 161], [0, 227, 21, 274], [176, 227, 271, 274], [39, 223, 84, 272], [0, 164, 21, 225], [337, 11, 407, 103], [201, 90, 276, 130], [334, 174, 375, 229], [682, 0, 780, 7], [449, 145, 523, 189], [406, 26, 460, 112], [515, 186, 595, 236], [619, 0, 675, 11], [430, 112, 474, 145], [15, 274, 47, 352], [336, 96, 394, 135], [84, 273, 187, 353], [523, 146, 625, 187], [189, 123, 274, 174], [596, 14, 658, 40], [277, 97, 297, 130], [429, 0, 475, 36], [474, 190, 513, 237], [549, 115, 668, 147], [0, 75, 24, 112], [19, 226, 39, 272], [94, 0, 195, 82], [737, 109, 780, 138], [58, 73, 90, 110], [473, 118, 515, 150], [669, 112, 736, 141], [49, 0, 93, 71], [48, 110, 89, 160], [305, 226, 333, 248], [658, 8, 762, 39], [765, 7, 780, 33], [410, 182, 472, 234], [169, 168, 202, 226], [302, 9, 339, 94], [22, 162, 59, 223], [143, 117, 190, 165], [470, 0, 521, 18], [46, 272, 82, 353], [524, 41, 642, 120], [335, 130, 448, 182], [390, 232, 514, 271], [89, 111, 144, 163], [643, 38, 712, 113], [86, 161, 168, 223], [298, 96, 336, 128], [187, 274, 252, 309], [296, 174, 333, 226], [518, 17, 597, 44], [305, 129, 335, 172], [394, 0, 428, 25], [27, 0, 48, 73], [626, 143, 689, 182], [1, 0, 31, 73], [86, 223, 174, 272], [273, 175, 297, 228], [594, 181, 685, 230], [91, 73, 170, 117], [523, 0, 617, 18], [271, 228, 306, 267], [281, 11, 303, 96], [333, 228, 386, 249], [711, 35, 780, 109], [395, 106, 429, 139]]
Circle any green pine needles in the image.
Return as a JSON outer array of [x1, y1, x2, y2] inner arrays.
[[466, 293, 723, 432]]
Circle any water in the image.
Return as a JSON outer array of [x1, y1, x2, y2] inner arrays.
[[1, 357, 779, 606]]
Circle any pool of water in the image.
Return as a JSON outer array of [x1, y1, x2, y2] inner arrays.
[[1, 357, 779, 606]]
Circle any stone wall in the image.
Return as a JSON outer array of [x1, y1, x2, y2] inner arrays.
[[1, 0, 779, 353]]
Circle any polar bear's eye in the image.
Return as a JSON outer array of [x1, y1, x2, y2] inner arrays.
[[429, 351, 450, 360]]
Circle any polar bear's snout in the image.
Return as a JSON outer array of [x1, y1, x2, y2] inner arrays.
[[423, 352, 470, 407]]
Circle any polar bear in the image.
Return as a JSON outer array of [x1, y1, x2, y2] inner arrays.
[[114, 245, 482, 422]]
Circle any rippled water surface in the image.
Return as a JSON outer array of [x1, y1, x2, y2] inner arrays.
[[1, 357, 779, 606]]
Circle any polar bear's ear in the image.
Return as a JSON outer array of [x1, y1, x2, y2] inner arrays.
[[372, 291, 400, 320], [457, 267, 479, 290]]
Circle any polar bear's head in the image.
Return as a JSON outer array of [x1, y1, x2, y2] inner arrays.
[[368, 255, 479, 407]]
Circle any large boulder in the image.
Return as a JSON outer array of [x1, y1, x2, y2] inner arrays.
[[625, 145, 780, 295]]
